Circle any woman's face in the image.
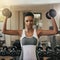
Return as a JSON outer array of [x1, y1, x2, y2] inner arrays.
[[25, 16, 34, 29]]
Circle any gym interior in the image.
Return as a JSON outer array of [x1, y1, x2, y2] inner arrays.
[[0, 3, 60, 60]]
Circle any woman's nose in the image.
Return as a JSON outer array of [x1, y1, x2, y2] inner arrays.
[[28, 21, 31, 24]]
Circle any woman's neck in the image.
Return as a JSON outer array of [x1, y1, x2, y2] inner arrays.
[[25, 27, 33, 32]]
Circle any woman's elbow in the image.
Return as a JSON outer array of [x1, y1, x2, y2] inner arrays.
[[53, 30, 58, 34], [2, 30, 6, 34]]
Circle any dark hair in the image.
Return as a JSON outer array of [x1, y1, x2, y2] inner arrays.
[[24, 12, 34, 18]]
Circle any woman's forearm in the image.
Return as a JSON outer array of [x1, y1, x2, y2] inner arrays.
[[2, 17, 7, 33], [51, 17, 58, 34]]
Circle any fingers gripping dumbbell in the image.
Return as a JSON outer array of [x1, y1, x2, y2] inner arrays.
[[2, 8, 12, 18]]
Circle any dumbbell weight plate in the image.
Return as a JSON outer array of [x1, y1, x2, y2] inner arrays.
[[46, 12, 51, 19], [8, 11, 12, 18], [49, 9, 56, 17], [2, 8, 12, 18]]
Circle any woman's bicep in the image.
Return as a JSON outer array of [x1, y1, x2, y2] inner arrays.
[[2, 30, 22, 35], [37, 29, 57, 36], [41, 30, 57, 35]]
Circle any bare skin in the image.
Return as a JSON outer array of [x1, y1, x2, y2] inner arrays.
[[2, 16, 58, 38]]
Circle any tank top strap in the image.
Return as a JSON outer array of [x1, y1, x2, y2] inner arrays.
[[22, 29, 26, 37], [22, 29, 25, 36], [20, 29, 26, 40], [20, 29, 26, 47]]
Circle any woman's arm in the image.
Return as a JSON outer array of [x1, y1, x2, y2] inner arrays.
[[37, 17, 58, 36], [2, 17, 22, 36]]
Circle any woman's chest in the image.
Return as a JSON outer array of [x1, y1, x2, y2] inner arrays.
[[22, 37, 37, 45]]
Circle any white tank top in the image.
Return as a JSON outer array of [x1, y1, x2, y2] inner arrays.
[[20, 29, 39, 60]]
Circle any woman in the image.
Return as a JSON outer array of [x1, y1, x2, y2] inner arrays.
[[2, 12, 58, 60]]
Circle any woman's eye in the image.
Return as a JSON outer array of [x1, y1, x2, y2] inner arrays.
[[26, 20, 33, 22], [26, 20, 28, 22]]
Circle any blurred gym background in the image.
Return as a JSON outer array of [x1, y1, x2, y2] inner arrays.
[[0, 0, 60, 60]]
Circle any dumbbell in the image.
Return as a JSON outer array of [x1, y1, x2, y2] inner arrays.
[[36, 43, 43, 57], [9, 46, 17, 56], [36, 46, 44, 57], [0, 40, 5, 47], [0, 46, 9, 56], [0, 48, 6, 56], [2, 8, 12, 18], [46, 9, 56, 19], [2, 46, 9, 56], [36, 42, 43, 56], [46, 46, 54, 57], [54, 45, 60, 57], [36, 46, 44, 60], [13, 40, 21, 50]]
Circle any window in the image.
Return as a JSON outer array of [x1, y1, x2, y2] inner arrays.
[[33, 13, 42, 29]]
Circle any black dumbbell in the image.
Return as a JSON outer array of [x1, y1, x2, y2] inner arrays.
[[46, 9, 56, 19], [0, 40, 5, 47], [46, 46, 54, 57], [3, 46, 9, 56], [46, 12, 51, 19], [36, 46, 44, 60], [0, 47, 8, 56], [36, 46, 44, 57], [2, 8, 12, 18], [54, 45, 60, 57], [0, 46, 9, 56], [0, 48, 5, 56], [9, 46, 17, 56], [36, 42, 44, 57], [13, 40, 21, 50]]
